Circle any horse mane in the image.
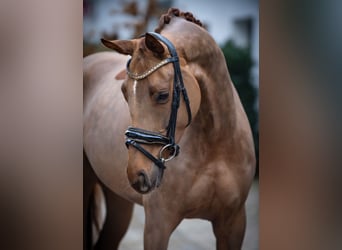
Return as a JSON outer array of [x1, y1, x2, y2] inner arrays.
[[154, 8, 203, 33]]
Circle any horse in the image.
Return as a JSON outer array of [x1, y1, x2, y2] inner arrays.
[[83, 8, 255, 250]]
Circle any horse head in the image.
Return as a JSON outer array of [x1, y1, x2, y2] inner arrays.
[[102, 29, 201, 194]]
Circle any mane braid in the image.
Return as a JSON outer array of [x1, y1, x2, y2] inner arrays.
[[154, 8, 203, 33]]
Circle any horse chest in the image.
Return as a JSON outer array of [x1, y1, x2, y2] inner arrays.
[[176, 162, 239, 219]]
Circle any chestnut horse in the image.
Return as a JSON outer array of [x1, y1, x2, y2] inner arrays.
[[84, 8, 255, 250]]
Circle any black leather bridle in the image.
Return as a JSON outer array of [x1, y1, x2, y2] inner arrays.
[[125, 32, 192, 172]]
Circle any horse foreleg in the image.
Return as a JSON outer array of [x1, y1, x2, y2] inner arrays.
[[143, 204, 181, 250], [94, 184, 134, 250], [212, 205, 246, 250]]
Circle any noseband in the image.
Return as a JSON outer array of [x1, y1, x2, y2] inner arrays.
[[125, 32, 192, 172]]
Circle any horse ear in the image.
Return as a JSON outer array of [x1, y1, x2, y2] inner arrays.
[[145, 33, 164, 55], [101, 38, 133, 55]]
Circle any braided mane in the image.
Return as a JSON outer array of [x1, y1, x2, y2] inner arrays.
[[154, 8, 204, 33]]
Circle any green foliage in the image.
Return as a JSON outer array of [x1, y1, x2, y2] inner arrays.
[[221, 40, 259, 176]]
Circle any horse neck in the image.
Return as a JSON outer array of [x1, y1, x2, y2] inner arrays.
[[161, 21, 238, 149], [187, 47, 238, 148]]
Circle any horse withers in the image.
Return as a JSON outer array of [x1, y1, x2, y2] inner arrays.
[[84, 8, 255, 250]]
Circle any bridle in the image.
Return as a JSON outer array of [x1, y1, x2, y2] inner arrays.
[[125, 32, 192, 174]]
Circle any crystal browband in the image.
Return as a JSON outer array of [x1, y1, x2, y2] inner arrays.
[[126, 57, 177, 80]]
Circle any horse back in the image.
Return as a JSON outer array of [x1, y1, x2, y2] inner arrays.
[[83, 52, 128, 104], [83, 52, 141, 203]]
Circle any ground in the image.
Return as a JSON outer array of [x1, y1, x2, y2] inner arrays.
[[119, 180, 259, 250]]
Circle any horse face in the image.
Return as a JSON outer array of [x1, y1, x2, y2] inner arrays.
[[102, 35, 201, 193], [123, 73, 174, 193]]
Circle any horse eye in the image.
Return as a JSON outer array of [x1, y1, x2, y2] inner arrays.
[[156, 92, 169, 103]]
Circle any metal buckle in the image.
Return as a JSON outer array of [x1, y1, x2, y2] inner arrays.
[[159, 144, 178, 162]]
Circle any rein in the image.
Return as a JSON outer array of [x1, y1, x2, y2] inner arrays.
[[125, 32, 192, 172]]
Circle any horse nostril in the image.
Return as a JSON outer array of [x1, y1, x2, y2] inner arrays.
[[131, 170, 151, 194]]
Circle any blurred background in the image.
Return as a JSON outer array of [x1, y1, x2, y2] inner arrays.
[[83, 0, 259, 249]]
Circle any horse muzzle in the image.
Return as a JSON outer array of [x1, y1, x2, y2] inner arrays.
[[131, 170, 153, 194], [129, 166, 164, 194], [125, 127, 179, 193]]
